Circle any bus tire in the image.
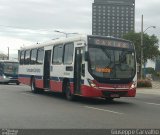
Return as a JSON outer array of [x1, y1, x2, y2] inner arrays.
[[65, 82, 75, 101], [31, 78, 38, 93]]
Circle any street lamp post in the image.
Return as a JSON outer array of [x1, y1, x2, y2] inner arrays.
[[54, 30, 78, 38], [140, 15, 156, 79], [7, 47, 9, 60], [140, 15, 144, 80]]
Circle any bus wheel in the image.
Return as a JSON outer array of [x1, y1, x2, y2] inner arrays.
[[31, 78, 38, 93], [65, 82, 75, 101]]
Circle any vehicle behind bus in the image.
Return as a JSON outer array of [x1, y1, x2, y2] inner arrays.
[[0, 60, 20, 85], [18, 35, 137, 101]]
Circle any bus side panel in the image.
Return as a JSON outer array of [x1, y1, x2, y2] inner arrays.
[[70, 82, 74, 94], [19, 76, 31, 86], [49, 80, 74, 93], [35, 79, 44, 89], [50, 80, 63, 92], [81, 85, 102, 97]]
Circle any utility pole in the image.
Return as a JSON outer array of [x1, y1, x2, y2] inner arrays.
[[140, 15, 156, 79], [140, 15, 143, 79], [8, 47, 9, 60]]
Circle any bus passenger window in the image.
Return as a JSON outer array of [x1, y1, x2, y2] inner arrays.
[[64, 43, 74, 65], [24, 50, 30, 65], [37, 48, 44, 64], [52, 45, 63, 65], [20, 51, 25, 65], [31, 49, 37, 65]]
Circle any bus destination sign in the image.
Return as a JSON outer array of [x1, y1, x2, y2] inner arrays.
[[88, 37, 133, 49]]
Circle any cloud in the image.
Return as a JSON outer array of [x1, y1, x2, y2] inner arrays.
[[0, 0, 93, 44], [135, 0, 160, 34], [0, 0, 160, 63], [0, 0, 92, 29], [0, 36, 33, 52]]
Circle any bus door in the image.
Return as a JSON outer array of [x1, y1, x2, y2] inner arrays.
[[74, 47, 83, 94], [43, 50, 51, 88]]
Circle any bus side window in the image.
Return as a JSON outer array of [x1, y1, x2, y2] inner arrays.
[[52, 45, 63, 65], [37, 48, 44, 64], [20, 51, 25, 65], [31, 49, 37, 65], [63, 43, 74, 65], [24, 50, 31, 65]]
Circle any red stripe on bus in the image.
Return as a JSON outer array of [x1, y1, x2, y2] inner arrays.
[[126, 89, 136, 97], [81, 85, 102, 97], [19, 78, 30, 85], [35, 80, 43, 89], [50, 80, 63, 92]]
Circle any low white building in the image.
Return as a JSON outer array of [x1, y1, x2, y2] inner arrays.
[[0, 53, 8, 60]]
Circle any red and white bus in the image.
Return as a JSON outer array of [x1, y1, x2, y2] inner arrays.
[[18, 35, 137, 101]]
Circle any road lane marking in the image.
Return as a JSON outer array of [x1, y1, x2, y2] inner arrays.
[[84, 106, 124, 115], [145, 102, 160, 106], [21, 93, 37, 97]]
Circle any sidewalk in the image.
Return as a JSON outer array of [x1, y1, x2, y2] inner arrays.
[[152, 81, 160, 89], [137, 81, 160, 95], [137, 88, 160, 95]]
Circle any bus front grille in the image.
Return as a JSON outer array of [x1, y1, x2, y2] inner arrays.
[[102, 91, 128, 97]]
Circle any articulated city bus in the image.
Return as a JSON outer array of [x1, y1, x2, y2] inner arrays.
[[18, 35, 137, 101], [0, 60, 19, 85]]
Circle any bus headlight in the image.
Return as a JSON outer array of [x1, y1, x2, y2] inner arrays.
[[87, 79, 97, 88], [3, 75, 6, 79], [130, 82, 137, 89]]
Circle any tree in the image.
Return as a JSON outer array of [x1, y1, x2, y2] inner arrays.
[[144, 67, 156, 75], [123, 32, 160, 64]]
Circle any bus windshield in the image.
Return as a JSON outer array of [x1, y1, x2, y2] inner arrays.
[[3, 62, 18, 76], [88, 45, 136, 80]]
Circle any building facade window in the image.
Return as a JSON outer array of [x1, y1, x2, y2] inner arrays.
[[92, 0, 135, 37]]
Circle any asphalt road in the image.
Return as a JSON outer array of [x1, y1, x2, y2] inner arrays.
[[0, 84, 160, 129]]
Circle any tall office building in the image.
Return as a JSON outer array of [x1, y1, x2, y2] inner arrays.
[[92, 0, 135, 38]]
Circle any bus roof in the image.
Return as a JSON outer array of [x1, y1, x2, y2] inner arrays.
[[19, 34, 133, 50], [0, 60, 19, 63], [20, 34, 88, 50]]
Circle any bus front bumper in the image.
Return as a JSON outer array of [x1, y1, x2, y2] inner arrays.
[[81, 85, 136, 98]]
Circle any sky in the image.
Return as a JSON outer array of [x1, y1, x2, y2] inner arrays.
[[0, 0, 160, 67]]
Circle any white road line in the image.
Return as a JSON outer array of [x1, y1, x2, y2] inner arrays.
[[145, 102, 160, 106], [84, 106, 124, 115], [137, 92, 159, 96], [21, 93, 36, 97]]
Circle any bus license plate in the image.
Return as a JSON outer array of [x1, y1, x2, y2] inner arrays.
[[110, 94, 120, 98]]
